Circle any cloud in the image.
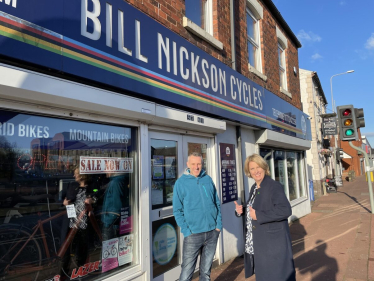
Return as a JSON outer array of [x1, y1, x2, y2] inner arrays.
[[365, 33, 374, 49], [297, 30, 322, 44], [339, 1, 347, 5], [311, 53, 323, 61], [362, 132, 374, 137], [355, 49, 368, 60]]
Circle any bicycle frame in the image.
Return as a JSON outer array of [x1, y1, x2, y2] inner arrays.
[[2, 203, 103, 277]]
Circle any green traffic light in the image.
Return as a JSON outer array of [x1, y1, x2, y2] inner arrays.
[[345, 129, 354, 136]]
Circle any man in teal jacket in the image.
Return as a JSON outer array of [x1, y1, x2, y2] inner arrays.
[[173, 152, 222, 281]]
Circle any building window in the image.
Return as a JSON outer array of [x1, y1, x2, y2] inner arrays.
[[246, 8, 261, 71], [260, 148, 307, 202], [185, 0, 212, 34], [278, 44, 287, 90], [0, 110, 139, 280]]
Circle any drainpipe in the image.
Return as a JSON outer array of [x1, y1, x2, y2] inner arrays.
[[230, 0, 236, 70]]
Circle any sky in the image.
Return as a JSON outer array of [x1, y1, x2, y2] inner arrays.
[[274, 0, 374, 145]]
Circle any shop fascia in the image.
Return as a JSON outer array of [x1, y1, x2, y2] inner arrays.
[[81, 0, 263, 111]]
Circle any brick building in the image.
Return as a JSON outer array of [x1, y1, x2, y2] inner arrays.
[[0, 0, 311, 280], [337, 132, 364, 179], [299, 69, 332, 196]]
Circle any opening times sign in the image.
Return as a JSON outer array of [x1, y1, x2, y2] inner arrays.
[[220, 143, 238, 204]]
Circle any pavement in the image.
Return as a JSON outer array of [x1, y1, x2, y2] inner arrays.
[[193, 175, 374, 281]]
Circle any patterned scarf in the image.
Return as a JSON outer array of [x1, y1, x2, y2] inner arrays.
[[69, 188, 88, 229], [245, 186, 258, 254]]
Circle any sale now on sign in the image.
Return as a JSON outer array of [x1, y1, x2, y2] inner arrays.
[[80, 157, 133, 174]]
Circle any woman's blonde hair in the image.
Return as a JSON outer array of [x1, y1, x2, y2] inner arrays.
[[244, 154, 270, 178]]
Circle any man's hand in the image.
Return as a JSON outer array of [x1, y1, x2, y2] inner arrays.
[[63, 198, 71, 206], [234, 201, 243, 215], [249, 206, 257, 220], [215, 228, 220, 232]]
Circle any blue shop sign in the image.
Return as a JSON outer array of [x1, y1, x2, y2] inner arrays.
[[0, 0, 311, 140]]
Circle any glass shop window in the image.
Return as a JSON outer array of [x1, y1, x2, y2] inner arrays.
[[0, 110, 138, 281], [274, 150, 286, 193], [286, 152, 297, 201], [259, 148, 273, 177], [260, 147, 308, 202]]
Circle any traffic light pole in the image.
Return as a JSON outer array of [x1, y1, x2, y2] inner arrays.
[[349, 141, 374, 214]]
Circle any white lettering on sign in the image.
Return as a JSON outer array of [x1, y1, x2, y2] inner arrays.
[[0, 122, 50, 138], [81, 0, 148, 64], [0, 0, 17, 8], [69, 129, 128, 143], [79, 1, 267, 113], [80, 156, 133, 174], [272, 108, 296, 126], [81, 0, 101, 40]]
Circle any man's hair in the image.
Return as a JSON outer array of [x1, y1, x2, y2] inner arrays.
[[244, 153, 270, 177], [187, 152, 203, 162]]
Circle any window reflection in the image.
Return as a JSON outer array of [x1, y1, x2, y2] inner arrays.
[[274, 150, 286, 192], [151, 139, 177, 210], [297, 152, 305, 197], [287, 152, 297, 201], [260, 148, 307, 201], [0, 110, 138, 281]]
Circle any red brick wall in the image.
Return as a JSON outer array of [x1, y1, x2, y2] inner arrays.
[[338, 130, 364, 176], [124, 0, 233, 66], [124, 0, 301, 109]]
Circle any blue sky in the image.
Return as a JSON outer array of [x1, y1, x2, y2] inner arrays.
[[274, 0, 374, 145]]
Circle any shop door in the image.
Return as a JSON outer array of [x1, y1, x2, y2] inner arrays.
[[149, 132, 211, 281]]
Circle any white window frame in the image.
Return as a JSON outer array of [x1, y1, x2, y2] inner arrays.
[[246, 8, 262, 73], [278, 43, 287, 90], [183, 0, 223, 50], [184, 0, 212, 34], [277, 26, 290, 95]]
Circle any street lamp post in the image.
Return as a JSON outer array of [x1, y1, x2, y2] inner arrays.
[[330, 70, 354, 186]]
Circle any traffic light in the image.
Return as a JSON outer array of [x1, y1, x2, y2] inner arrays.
[[337, 105, 365, 141], [354, 108, 365, 130], [336, 148, 344, 163]]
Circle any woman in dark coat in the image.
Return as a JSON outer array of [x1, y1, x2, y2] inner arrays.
[[234, 154, 295, 281]]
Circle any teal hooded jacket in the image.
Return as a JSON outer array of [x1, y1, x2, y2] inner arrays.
[[173, 169, 222, 237]]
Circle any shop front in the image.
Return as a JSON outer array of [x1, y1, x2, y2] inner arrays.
[[0, 109, 139, 281], [0, 1, 311, 280]]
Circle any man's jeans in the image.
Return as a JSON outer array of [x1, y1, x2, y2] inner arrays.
[[179, 229, 220, 281]]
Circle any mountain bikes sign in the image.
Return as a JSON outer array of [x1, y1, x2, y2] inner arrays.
[[80, 157, 133, 174]]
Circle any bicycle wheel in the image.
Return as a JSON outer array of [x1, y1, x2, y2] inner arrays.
[[0, 225, 42, 281], [103, 251, 109, 260], [111, 247, 117, 257]]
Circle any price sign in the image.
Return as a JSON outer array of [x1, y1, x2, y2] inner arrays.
[[220, 143, 238, 204]]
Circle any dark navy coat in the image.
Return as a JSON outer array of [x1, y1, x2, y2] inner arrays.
[[238, 175, 296, 281]]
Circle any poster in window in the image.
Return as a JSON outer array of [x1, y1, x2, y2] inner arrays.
[[152, 155, 164, 179], [118, 234, 134, 266], [165, 156, 176, 179], [120, 207, 132, 234], [165, 179, 175, 203], [102, 238, 119, 273], [219, 143, 238, 204], [151, 180, 164, 205]]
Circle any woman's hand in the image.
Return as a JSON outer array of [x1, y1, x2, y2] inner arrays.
[[63, 198, 71, 206], [85, 198, 93, 205], [249, 206, 257, 220], [234, 201, 243, 215]]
